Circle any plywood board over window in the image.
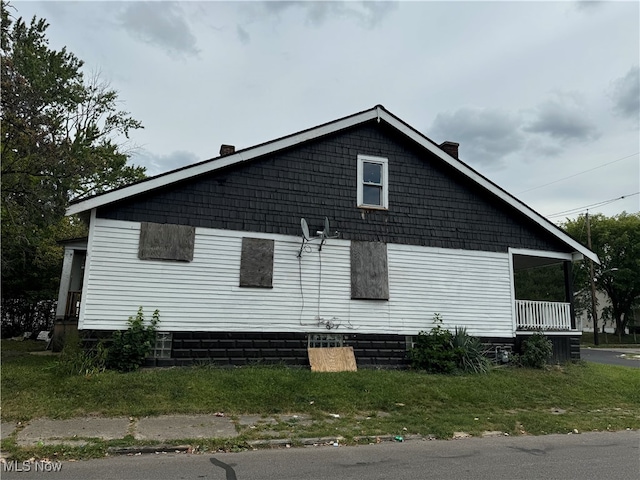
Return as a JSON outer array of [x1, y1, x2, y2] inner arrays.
[[138, 222, 195, 262], [351, 241, 389, 300], [239, 238, 274, 288]]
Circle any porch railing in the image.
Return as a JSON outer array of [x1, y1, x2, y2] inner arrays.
[[515, 300, 572, 331]]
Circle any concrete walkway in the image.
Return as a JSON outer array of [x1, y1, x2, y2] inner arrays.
[[1, 413, 354, 451], [2, 415, 241, 448]]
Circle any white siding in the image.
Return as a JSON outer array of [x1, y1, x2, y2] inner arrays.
[[81, 218, 514, 337], [388, 244, 514, 337]]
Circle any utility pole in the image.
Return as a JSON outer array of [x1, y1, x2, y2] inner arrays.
[[586, 211, 599, 346]]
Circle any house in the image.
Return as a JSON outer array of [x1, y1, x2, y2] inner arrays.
[[56, 105, 599, 366], [577, 290, 639, 335]]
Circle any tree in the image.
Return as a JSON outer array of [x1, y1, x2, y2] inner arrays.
[[564, 212, 640, 336], [1, 2, 146, 301]]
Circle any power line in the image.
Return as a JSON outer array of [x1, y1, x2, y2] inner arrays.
[[546, 192, 639, 219], [518, 152, 639, 195]]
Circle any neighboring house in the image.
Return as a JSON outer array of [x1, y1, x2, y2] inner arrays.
[[56, 105, 598, 366], [576, 290, 614, 333], [577, 290, 639, 334]]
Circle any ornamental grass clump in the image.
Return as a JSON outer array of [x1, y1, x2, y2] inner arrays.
[[409, 314, 490, 374]]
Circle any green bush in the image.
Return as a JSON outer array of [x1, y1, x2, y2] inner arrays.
[[520, 332, 553, 369], [409, 315, 490, 374], [106, 307, 160, 372]]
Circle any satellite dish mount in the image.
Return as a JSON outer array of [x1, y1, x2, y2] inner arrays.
[[298, 218, 310, 257], [298, 216, 340, 256]]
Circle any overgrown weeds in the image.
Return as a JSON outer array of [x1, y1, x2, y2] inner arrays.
[[106, 307, 159, 372], [55, 332, 107, 376], [512, 333, 553, 369]]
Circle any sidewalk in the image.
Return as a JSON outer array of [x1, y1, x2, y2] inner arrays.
[[0, 413, 370, 455]]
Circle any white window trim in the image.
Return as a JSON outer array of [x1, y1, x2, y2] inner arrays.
[[357, 154, 388, 209]]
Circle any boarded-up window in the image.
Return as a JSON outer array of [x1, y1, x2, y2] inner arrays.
[[239, 238, 274, 288], [351, 241, 389, 300], [138, 222, 195, 262]]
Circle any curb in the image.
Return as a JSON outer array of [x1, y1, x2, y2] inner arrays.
[[105, 434, 434, 454], [107, 445, 191, 455]]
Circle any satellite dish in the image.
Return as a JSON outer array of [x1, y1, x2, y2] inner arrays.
[[324, 217, 330, 236], [301, 218, 310, 240]]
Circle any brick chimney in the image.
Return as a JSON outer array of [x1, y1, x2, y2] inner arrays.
[[219, 144, 235, 156], [439, 141, 459, 160]]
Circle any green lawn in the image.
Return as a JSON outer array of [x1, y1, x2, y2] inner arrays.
[[2, 340, 639, 441]]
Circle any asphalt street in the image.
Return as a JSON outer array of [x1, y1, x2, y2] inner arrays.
[[580, 348, 640, 368], [2, 430, 638, 480]]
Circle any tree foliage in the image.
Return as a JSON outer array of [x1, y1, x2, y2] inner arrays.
[[1, 2, 145, 300], [563, 212, 640, 335], [514, 263, 565, 302]]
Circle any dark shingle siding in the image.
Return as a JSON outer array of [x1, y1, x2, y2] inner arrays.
[[98, 122, 570, 253]]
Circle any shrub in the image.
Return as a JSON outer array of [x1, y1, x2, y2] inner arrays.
[[409, 315, 490, 374], [520, 332, 553, 369], [106, 307, 160, 372]]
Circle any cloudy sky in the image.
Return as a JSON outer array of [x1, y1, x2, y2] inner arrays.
[[13, 0, 640, 222]]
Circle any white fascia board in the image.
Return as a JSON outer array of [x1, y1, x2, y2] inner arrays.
[[377, 110, 600, 265], [508, 248, 574, 261], [66, 109, 379, 216]]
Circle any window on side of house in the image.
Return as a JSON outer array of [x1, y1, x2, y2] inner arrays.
[[350, 241, 389, 300], [357, 154, 388, 209], [239, 237, 274, 288], [138, 222, 195, 262], [153, 332, 173, 358], [308, 333, 345, 348]]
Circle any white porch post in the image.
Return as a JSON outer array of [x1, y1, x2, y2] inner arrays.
[[55, 248, 75, 319]]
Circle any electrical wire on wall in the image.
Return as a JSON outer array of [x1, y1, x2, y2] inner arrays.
[[297, 240, 354, 330]]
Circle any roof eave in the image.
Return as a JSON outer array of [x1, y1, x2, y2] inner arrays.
[[66, 104, 599, 263]]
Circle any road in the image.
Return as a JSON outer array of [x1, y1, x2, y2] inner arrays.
[[580, 347, 640, 368], [3, 430, 638, 480]]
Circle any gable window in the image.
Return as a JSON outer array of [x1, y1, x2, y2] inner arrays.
[[139, 222, 195, 262], [357, 154, 388, 209], [239, 238, 274, 288]]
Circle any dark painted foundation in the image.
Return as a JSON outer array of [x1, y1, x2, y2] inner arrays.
[[80, 330, 580, 368], [153, 332, 411, 368], [515, 334, 581, 363]]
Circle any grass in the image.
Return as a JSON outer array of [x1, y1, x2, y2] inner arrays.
[[580, 331, 640, 347], [2, 339, 639, 455]]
